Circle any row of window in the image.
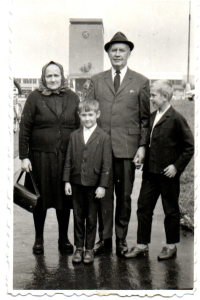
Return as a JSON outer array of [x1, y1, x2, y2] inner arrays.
[[15, 78, 183, 86], [150, 79, 182, 85], [15, 78, 39, 84]]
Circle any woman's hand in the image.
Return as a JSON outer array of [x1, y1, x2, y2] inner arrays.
[[95, 187, 105, 198], [65, 182, 72, 196], [21, 158, 32, 173]]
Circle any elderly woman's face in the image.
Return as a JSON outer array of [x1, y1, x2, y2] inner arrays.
[[45, 64, 62, 90]]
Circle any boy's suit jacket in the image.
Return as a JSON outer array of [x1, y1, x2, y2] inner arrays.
[[87, 68, 150, 158], [144, 106, 194, 174], [63, 125, 111, 187]]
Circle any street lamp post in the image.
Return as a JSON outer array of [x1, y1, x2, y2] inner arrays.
[[186, 0, 191, 93]]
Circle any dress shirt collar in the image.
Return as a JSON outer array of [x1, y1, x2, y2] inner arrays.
[[111, 65, 128, 83], [83, 123, 97, 133]]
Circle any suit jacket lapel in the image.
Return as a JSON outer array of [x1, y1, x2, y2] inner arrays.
[[86, 127, 99, 146], [104, 70, 115, 95], [115, 68, 132, 96], [155, 106, 173, 127]]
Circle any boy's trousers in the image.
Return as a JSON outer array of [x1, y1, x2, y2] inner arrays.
[[72, 184, 99, 249], [137, 172, 180, 244]]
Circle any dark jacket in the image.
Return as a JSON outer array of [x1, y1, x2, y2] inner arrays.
[[87, 68, 150, 158], [63, 125, 112, 187], [144, 106, 194, 174], [19, 89, 80, 159]]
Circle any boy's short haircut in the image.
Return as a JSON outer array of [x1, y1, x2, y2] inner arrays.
[[78, 99, 100, 113], [151, 80, 174, 101]]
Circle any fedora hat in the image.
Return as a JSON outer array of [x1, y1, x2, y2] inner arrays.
[[104, 32, 134, 52]]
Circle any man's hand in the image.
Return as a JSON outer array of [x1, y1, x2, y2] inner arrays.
[[65, 182, 72, 195], [21, 158, 32, 173], [163, 165, 177, 178], [133, 146, 146, 169], [95, 187, 105, 198]]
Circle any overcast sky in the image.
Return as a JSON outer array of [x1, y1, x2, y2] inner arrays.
[[13, 0, 195, 77]]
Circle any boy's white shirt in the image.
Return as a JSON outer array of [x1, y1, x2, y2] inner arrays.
[[150, 104, 171, 146], [83, 123, 97, 144]]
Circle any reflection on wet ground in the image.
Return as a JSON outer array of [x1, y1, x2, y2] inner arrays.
[[13, 166, 193, 291], [13, 204, 193, 291]]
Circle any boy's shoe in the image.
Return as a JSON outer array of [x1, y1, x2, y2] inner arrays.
[[157, 246, 177, 260], [83, 249, 94, 264], [124, 245, 149, 258], [72, 248, 83, 263]]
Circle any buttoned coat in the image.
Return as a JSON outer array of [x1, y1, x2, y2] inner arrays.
[[19, 89, 80, 159], [63, 126, 111, 187], [87, 68, 150, 158], [144, 106, 194, 174]]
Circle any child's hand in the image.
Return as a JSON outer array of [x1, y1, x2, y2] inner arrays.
[[95, 187, 105, 198], [133, 146, 145, 170], [65, 182, 72, 195], [163, 165, 177, 178]]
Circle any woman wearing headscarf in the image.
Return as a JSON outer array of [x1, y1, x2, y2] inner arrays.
[[19, 61, 80, 254]]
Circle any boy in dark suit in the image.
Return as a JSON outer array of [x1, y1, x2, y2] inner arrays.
[[63, 99, 111, 264], [125, 80, 194, 260]]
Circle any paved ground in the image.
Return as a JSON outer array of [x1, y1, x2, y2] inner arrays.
[[13, 148, 194, 291]]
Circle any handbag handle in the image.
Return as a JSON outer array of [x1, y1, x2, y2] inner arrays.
[[17, 170, 40, 198]]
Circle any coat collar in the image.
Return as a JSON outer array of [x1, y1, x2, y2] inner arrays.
[[151, 105, 173, 128], [104, 68, 132, 97], [78, 125, 101, 146]]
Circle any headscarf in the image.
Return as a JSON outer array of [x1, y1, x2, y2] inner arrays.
[[38, 61, 69, 96]]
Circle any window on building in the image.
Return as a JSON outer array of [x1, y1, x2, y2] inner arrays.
[[15, 78, 21, 83]]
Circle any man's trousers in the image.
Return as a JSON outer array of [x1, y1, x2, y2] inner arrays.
[[97, 156, 135, 241]]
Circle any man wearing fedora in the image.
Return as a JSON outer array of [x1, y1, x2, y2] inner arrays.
[[87, 32, 150, 256]]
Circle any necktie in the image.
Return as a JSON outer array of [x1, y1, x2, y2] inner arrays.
[[114, 70, 121, 92]]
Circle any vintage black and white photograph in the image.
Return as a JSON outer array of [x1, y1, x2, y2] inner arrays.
[[2, 0, 199, 297]]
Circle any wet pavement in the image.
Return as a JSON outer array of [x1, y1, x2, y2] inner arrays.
[[13, 155, 194, 291]]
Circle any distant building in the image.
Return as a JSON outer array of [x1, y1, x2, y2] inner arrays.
[[15, 77, 40, 98], [68, 18, 104, 95], [15, 72, 189, 100], [15, 17, 194, 100], [144, 72, 185, 99]]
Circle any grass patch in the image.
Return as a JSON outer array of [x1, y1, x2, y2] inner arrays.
[[171, 99, 194, 231]]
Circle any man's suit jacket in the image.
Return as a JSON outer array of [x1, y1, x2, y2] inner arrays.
[[87, 68, 150, 158], [63, 125, 112, 187], [144, 106, 194, 174]]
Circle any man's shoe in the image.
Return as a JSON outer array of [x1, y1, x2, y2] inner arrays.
[[158, 246, 177, 260], [58, 239, 74, 253], [83, 249, 94, 264], [94, 238, 112, 254], [116, 239, 128, 257], [33, 240, 44, 254], [72, 248, 83, 263], [94, 240, 105, 254], [124, 245, 149, 258], [104, 237, 112, 248]]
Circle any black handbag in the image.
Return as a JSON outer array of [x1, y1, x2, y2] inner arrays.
[[14, 171, 40, 213]]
